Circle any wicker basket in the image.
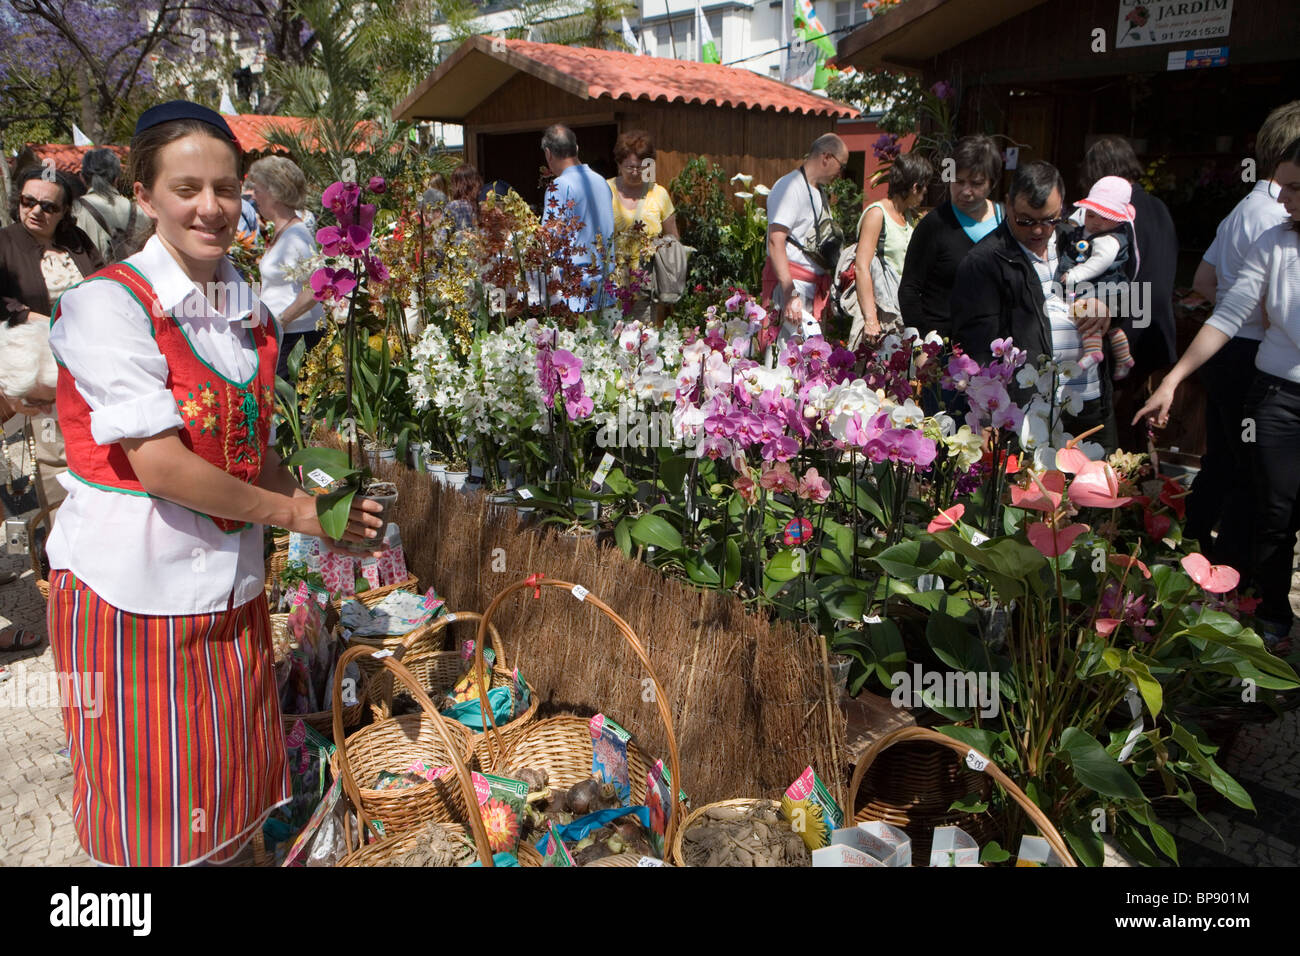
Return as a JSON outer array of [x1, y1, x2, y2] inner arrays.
[[332, 646, 524, 867], [329, 643, 478, 837], [479, 575, 685, 861], [369, 611, 540, 765], [270, 613, 367, 736], [670, 797, 793, 867], [842, 726, 1077, 866], [331, 575, 421, 617], [339, 822, 544, 867]]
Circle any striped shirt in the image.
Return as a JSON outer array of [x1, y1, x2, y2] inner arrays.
[[1018, 235, 1101, 402]]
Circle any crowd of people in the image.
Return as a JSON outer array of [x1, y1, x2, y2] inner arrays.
[[760, 101, 1300, 646], [0, 92, 1297, 864]]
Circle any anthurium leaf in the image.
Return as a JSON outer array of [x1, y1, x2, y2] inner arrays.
[[979, 841, 1012, 864], [1062, 818, 1105, 868], [283, 446, 358, 484], [870, 538, 944, 579], [948, 793, 989, 814], [629, 513, 683, 552], [935, 724, 1000, 760], [1120, 655, 1163, 718], [1059, 727, 1143, 801], [926, 611, 988, 672], [1170, 723, 1255, 811]]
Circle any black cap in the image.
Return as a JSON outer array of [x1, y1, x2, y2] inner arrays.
[[134, 100, 240, 146]]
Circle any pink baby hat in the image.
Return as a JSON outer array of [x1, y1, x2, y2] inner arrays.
[[1076, 175, 1136, 222]]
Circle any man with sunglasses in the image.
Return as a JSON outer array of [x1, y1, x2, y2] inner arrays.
[[763, 133, 849, 349], [951, 160, 1118, 450]]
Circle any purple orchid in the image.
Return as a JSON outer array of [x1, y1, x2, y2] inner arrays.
[[762, 436, 799, 462], [309, 266, 356, 303], [551, 349, 583, 387]]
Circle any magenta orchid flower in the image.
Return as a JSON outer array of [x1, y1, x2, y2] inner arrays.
[[309, 266, 356, 302], [551, 349, 583, 387], [762, 436, 799, 462]]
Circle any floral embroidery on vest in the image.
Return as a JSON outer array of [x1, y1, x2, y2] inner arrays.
[[178, 382, 222, 437]]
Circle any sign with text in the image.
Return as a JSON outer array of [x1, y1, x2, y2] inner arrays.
[[1165, 45, 1229, 69], [1116, 0, 1232, 48]]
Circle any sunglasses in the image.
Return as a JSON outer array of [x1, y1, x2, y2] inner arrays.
[[20, 194, 63, 215], [1013, 213, 1065, 228]]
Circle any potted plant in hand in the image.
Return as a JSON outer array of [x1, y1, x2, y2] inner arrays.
[[284, 174, 399, 548]]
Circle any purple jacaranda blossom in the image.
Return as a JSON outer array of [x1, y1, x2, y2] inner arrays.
[[552, 349, 583, 387], [762, 436, 799, 462], [368, 176, 387, 194], [310, 266, 356, 302]]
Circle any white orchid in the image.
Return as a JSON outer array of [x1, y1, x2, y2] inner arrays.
[[890, 399, 925, 428], [944, 426, 984, 469], [754, 184, 771, 196]]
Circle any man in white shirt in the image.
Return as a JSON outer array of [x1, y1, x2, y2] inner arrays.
[[763, 134, 849, 340], [1184, 100, 1300, 571]]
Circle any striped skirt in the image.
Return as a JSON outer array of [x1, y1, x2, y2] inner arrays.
[[47, 569, 291, 866]]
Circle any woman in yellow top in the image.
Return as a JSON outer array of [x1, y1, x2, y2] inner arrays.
[[607, 130, 679, 321]]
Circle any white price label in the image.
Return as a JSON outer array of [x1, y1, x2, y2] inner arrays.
[[591, 452, 616, 488], [571, 585, 589, 602], [307, 467, 334, 487], [964, 749, 989, 773], [371, 649, 394, 659], [970, 531, 990, 546], [444, 613, 457, 623], [636, 856, 666, 867], [517, 488, 534, 500], [863, 614, 882, 624], [1118, 717, 1144, 763]]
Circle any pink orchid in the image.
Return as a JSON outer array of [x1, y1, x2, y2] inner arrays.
[[762, 436, 799, 462], [698, 433, 733, 461], [309, 266, 356, 302], [798, 467, 831, 503], [734, 471, 759, 505], [760, 461, 799, 493], [551, 349, 583, 387]]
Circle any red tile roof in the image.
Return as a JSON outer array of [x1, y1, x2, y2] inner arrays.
[[397, 36, 858, 121], [502, 38, 856, 117], [221, 113, 310, 153], [14, 144, 128, 176]]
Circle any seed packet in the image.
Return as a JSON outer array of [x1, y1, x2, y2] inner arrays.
[[472, 771, 528, 855], [590, 713, 632, 805], [512, 667, 530, 720], [930, 825, 980, 867], [645, 759, 675, 858], [450, 648, 496, 704], [539, 821, 577, 867], [377, 524, 408, 585], [359, 555, 382, 590], [1015, 834, 1064, 867], [374, 771, 425, 791], [780, 766, 843, 851]]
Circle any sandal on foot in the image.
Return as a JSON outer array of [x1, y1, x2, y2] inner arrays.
[[0, 626, 42, 652]]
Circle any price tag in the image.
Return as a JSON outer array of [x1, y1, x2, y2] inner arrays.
[[1118, 716, 1144, 762], [572, 585, 589, 602], [964, 749, 989, 773], [444, 613, 457, 623], [863, 614, 882, 624], [371, 649, 394, 659], [636, 856, 666, 867], [970, 531, 990, 546], [591, 452, 616, 489], [517, 488, 534, 500], [1124, 682, 1141, 719], [307, 467, 334, 488]]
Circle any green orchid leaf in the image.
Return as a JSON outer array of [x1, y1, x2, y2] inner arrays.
[[629, 513, 683, 552]]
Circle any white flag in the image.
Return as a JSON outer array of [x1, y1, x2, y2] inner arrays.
[[622, 15, 643, 54], [696, 0, 719, 63], [72, 124, 92, 147], [219, 88, 237, 114]]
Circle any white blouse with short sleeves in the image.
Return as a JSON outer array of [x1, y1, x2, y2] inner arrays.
[[47, 235, 279, 615]]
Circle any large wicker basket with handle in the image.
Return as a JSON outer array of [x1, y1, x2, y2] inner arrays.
[[335, 647, 541, 867], [329, 642, 477, 837], [478, 575, 685, 866], [372, 610, 539, 765], [841, 726, 1076, 866]]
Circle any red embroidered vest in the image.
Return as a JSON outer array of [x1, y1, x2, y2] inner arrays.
[[52, 262, 279, 533]]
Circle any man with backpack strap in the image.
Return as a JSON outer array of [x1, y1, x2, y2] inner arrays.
[[73, 148, 142, 263]]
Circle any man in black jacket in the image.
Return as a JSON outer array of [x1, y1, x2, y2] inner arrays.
[[950, 160, 1117, 450]]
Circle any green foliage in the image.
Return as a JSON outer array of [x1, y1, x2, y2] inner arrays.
[[825, 175, 864, 245], [826, 69, 924, 137]]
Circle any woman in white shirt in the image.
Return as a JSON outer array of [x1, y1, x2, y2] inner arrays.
[[1136, 139, 1300, 646], [245, 156, 325, 378], [46, 100, 382, 866]]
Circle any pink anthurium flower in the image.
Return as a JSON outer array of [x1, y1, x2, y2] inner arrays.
[[1068, 460, 1133, 509], [1181, 553, 1240, 594], [1027, 521, 1088, 557], [1055, 446, 1092, 474], [1009, 471, 1065, 512], [928, 503, 965, 534]]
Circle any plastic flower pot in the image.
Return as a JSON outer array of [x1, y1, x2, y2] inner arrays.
[[338, 481, 398, 553], [443, 470, 469, 492]]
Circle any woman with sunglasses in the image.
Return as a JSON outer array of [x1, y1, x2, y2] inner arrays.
[[0, 167, 103, 642]]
